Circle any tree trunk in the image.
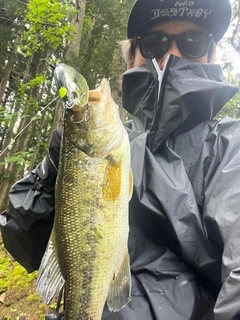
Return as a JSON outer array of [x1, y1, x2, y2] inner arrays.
[[65, 0, 87, 64], [0, 53, 33, 169], [0, 47, 47, 211], [0, 34, 20, 103]]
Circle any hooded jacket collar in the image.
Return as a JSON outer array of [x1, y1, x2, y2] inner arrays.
[[122, 55, 238, 153]]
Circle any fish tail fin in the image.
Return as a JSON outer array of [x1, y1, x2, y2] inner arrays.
[[36, 233, 65, 305], [107, 250, 131, 312]]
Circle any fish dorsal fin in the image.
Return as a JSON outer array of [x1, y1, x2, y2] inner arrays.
[[107, 250, 131, 312], [36, 232, 65, 304]]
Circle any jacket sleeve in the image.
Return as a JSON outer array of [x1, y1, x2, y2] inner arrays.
[[201, 119, 240, 320], [0, 127, 62, 273]]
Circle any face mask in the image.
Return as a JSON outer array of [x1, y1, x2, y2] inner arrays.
[[122, 59, 159, 133], [122, 56, 238, 152]]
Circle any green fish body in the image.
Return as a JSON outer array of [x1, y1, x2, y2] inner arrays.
[[37, 64, 132, 320]]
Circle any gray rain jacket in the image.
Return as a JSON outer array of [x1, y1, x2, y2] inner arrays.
[[1, 56, 240, 320]]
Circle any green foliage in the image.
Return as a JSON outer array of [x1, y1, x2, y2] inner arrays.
[[0, 0, 25, 77], [228, 0, 240, 55], [0, 237, 50, 318], [18, 74, 48, 113], [215, 72, 240, 120], [19, 75, 47, 94], [0, 151, 31, 169], [0, 108, 18, 127], [19, 0, 77, 56], [79, 0, 135, 90], [82, 8, 93, 34], [27, 294, 41, 303], [0, 246, 38, 294], [0, 27, 13, 77], [36, 304, 48, 319]]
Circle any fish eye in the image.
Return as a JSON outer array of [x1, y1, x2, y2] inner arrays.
[[71, 91, 78, 100]]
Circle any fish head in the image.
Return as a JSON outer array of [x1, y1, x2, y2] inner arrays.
[[54, 63, 89, 108], [65, 77, 125, 157]]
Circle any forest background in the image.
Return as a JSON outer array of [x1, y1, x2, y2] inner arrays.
[[0, 0, 240, 318]]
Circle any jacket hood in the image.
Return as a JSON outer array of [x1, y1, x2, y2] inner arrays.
[[122, 55, 238, 152]]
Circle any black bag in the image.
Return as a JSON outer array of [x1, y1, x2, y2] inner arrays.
[[0, 170, 55, 272], [0, 128, 62, 272]]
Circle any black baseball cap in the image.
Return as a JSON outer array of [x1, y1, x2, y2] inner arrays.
[[127, 0, 232, 42]]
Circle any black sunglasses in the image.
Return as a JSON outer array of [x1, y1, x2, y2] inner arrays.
[[135, 30, 213, 59]]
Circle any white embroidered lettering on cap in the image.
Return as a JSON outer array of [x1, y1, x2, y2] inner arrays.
[[151, 1, 212, 20], [175, 1, 194, 6]]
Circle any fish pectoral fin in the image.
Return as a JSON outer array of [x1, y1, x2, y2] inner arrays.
[[36, 232, 65, 305], [107, 250, 131, 312], [129, 168, 133, 201], [103, 160, 122, 201]]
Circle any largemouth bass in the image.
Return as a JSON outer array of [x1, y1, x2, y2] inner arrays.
[[37, 64, 132, 319]]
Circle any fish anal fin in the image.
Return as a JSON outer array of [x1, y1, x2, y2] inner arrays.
[[36, 232, 65, 305], [107, 250, 131, 312]]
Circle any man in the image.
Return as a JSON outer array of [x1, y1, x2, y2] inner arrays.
[[1, 0, 240, 319]]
